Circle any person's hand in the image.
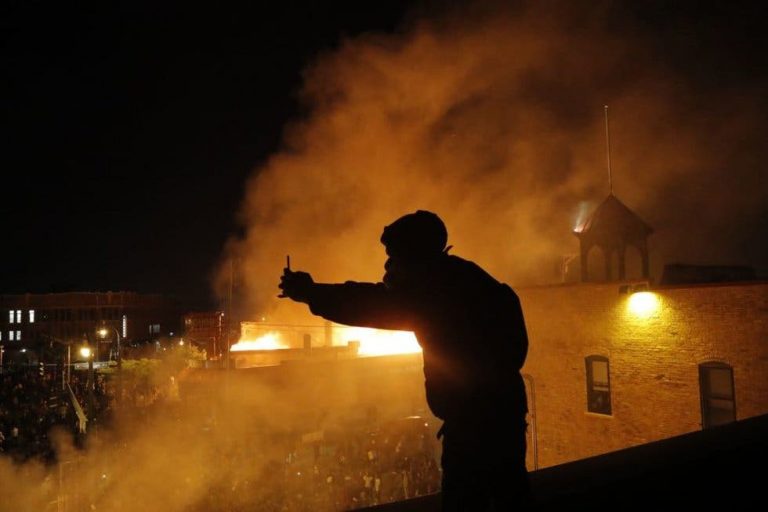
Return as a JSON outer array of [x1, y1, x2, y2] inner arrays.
[[278, 268, 314, 303]]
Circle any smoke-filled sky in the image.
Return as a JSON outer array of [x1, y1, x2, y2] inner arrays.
[[218, 0, 768, 320], [2, 0, 766, 313]]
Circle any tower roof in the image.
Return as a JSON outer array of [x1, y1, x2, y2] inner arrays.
[[574, 194, 653, 242]]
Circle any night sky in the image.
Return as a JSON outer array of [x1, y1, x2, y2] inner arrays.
[[2, 1, 766, 310], [2, 1, 416, 308]]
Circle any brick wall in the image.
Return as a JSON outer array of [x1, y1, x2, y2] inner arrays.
[[519, 281, 768, 468]]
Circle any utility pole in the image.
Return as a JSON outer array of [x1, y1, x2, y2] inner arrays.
[[98, 326, 122, 406], [226, 258, 233, 370], [604, 105, 613, 195], [65, 343, 71, 391], [80, 335, 96, 429]]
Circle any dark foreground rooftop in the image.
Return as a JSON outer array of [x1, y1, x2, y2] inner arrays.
[[360, 412, 768, 510]]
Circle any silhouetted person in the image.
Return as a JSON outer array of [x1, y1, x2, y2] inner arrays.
[[279, 210, 531, 511]]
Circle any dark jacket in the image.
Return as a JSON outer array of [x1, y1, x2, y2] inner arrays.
[[305, 254, 528, 424]]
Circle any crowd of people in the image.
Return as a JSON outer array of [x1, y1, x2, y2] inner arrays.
[[0, 365, 111, 464], [191, 418, 442, 512], [281, 423, 441, 510], [2, 362, 442, 511]]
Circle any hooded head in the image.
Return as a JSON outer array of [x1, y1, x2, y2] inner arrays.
[[380, 210, 449, 289], [380, 210, 448, 259]]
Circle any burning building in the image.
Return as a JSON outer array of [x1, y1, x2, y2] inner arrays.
[[228, 320, 421, 369]]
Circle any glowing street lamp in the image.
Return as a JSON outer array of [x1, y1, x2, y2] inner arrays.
[[79, 346, 92, 359], [627, 291, 660, 319], [97, 326, 121, 363]]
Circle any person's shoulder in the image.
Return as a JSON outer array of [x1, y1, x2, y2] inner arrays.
[[444, 254, 480, 270], [444, 255, 499, 284]]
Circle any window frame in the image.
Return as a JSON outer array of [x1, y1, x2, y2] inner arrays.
[[699, 362, 736, 429], [585, 354, 613, 415]]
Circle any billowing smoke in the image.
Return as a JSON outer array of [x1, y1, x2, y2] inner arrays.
[[0, 368, 392, 512], [218, 0, 767, 320]]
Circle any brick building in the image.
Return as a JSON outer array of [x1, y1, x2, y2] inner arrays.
[[519, 279, 768, 469], [181, 311, 225, 360], [518, 192, 768, 469]]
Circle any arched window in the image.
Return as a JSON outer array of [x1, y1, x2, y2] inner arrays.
[[585, 355, 612, 415], [699, 362, 736, 429]]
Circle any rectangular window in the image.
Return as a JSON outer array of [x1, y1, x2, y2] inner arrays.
[[9, 331, 14, 341], [699, 363, 736, 429], [586, 355, 612, 415], [16, 310, 21, 323], [9, 310, 14, 324], [29, 310, 35, 323], [16, 330, 20, 340]]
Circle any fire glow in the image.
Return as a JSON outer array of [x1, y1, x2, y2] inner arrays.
[[230, 328, 421, 357], [230, 332, 289, 352], [572, 201, 593, 233], [341, 327, 421, 357]]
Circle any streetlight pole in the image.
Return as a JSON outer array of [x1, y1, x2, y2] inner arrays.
[[88, 351, 94, 422], [80, 344, 95, 426], [116, 328, 122, 406], [98, 326, 122, 406], [38, 333, 71, 390], [66, 343, 71, 391]]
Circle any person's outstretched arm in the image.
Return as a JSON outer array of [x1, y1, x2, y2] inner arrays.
[[279, 269, 415, 331]]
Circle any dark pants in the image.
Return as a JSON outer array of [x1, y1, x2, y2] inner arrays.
[[440, 419, 531, 511]]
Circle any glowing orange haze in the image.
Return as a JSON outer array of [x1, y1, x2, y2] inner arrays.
[[216, 1, 766, 324], [231, 327, 422, 356]]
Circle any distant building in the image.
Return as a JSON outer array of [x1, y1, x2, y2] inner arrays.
[[181, 311, 225, 360], [0, 291, 180, 363]]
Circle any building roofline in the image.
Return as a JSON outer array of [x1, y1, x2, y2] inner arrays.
[[515, 279, 768, 292]]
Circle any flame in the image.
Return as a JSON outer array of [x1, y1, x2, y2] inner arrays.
[[341, 327, 421, 357], [230, 332, 289, 352], [572, 200, 592, 233], [230, 325, 422, 357]]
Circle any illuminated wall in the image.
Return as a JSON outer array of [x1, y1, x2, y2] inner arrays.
[[520, 281, 768, 468]]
